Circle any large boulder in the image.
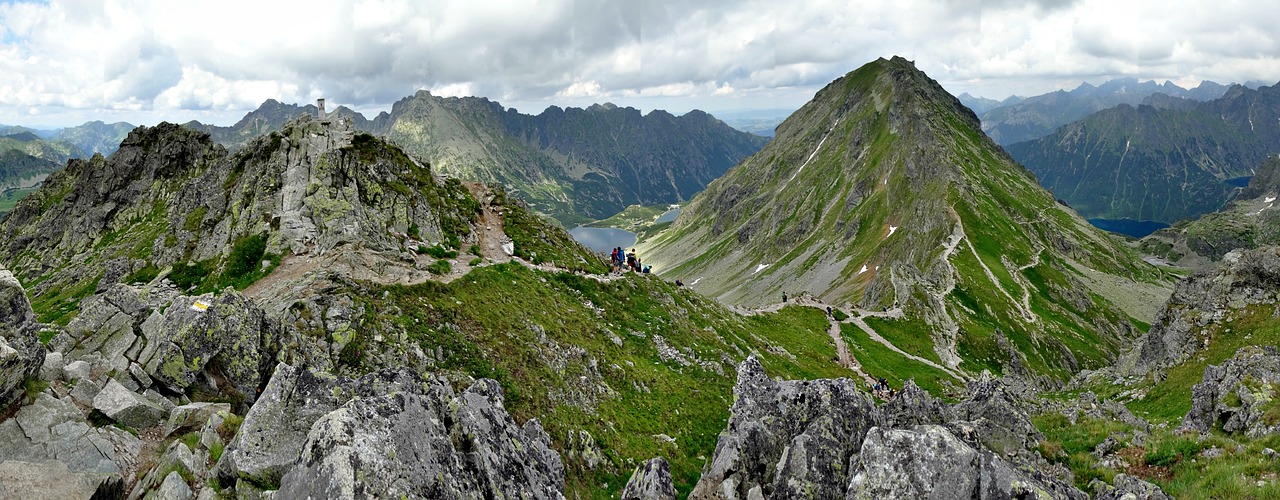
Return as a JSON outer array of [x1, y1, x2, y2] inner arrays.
[[689, 356, 880, 499], [215, 363, 361, 491], [950, 375, 1042, 457], [1182, 346, 1280, 437], [275, 376, 564, 499], [137, 290, 278, 405], [0, 265, 44, 409], [849, 425, 1086, 500], [93, 378, 168, 429]]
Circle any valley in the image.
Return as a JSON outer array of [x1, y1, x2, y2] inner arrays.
[[2, 50, 1279, 500]]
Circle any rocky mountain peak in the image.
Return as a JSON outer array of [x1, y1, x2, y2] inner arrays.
[[643, 57, 1166, 385]]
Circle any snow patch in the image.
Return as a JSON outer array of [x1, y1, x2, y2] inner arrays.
[[888, 226, 898, 237], [786, 119, 840, 184], [857, 264, 868, 275], [1265, 196, 1276, 203], [690, 277, 703, 286], [754, 263, 770, 274]]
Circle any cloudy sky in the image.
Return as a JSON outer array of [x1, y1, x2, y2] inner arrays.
[[1, 0, 1277, 128]]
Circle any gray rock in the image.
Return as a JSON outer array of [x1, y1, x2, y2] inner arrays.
[[849, 425, 1086, 499], [565, 429, 603, 470], [849, 425, 980, 498], [39, 352, 64, 381], [0, 392, 142, 476], [94, 378, 167, 429], [165, 402, 232, 437], [880, 379, 952, 428], [215, 363, 359, 490], [1122, 246, 1280, 376], [61, 284, 147, 374], [69, 378, 101, 406], [1090, 473, 1173, 500], [138, 291, 278, 406], [276, 375, 565, 499], [0, 265, 45, 409], [129, 440, 204, 500], [0, 460, 124, 500], [129, 362, 153, 388], [156, 470, 194, 500], [690, 356, 880, 499], [1181, 346, 1280, 437], [950, 374, 1042, 456], [63, 360, 91, 381], [621, 457, 676, 500]]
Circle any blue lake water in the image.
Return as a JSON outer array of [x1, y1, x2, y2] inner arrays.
[[569, 227, 637, 253], [1224, 176, 1252, 188], [655, 207, 682, 224], [1087, 218, 1170, 239]]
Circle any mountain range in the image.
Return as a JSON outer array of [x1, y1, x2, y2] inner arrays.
[[2, 56, 1280, 499], [1008, 82, 1280, 226], [965, 77, 1243, 146]]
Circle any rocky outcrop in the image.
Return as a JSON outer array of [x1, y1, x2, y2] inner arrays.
[[0, 391, 141, 495], [621, 457, 676, 500], [276, 377, 564, 499], [693, 357, 1086, 499], [218, 363, 563, 498], [93, 378, 167, 429], [1090, 473, 1173, 500], [1122, 246, 1280, 376], [1182, 346, 1280, 437], [136, 291, 278, 404], [50, 283, 278, 408], [689, 356, 880, 499], [849, 424, 1085, 499], [0, 265, 43, 409]]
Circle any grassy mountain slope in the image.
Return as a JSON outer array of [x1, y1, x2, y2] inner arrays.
[[53, 120, 135, 156], [0, 115, 858, 497], [642, 57, 1173, 385]]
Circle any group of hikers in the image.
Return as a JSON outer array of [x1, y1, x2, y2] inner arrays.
[[870, 377, 897, 400], [610, 247, 651, 274]]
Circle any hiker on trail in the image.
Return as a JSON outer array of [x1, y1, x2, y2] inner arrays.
[[642, 265, 651, 274], [827, 306, 833, 317], [626, 251, 636, 271], [782, 291, 788, 303], [675, 279, 684, 287]]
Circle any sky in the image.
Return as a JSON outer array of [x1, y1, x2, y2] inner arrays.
[[1, 0, 1278, 128]]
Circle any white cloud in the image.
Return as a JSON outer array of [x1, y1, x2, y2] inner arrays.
[[0, 0, 1276, 127]]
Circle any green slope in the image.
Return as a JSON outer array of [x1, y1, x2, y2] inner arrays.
[[642, 56, 1174, 385]]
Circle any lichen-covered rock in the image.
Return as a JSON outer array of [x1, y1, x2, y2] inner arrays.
[[155, 470, 194, 500], [138, 290, 278, 405], [1182, 346, 1280, 437], [214, 363, 358, 491], [880, 379, 952, 428], [93, 378, 167, 429], [0, 459, 124, 500], [950, 374, 1042, 456], [59, 283, 148, 373], [275, 376, 565, 499], [165, 402, 231, 437], [0, 391, 142, 480], [621, 457, 676, 500], [1090, 473, 1173, 500], [0, 265, 44, 409], [849, 425, 1085, 500], [689, 356, 879, 499]]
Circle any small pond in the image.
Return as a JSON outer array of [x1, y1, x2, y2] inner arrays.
[[655, 207, 682, 224]]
